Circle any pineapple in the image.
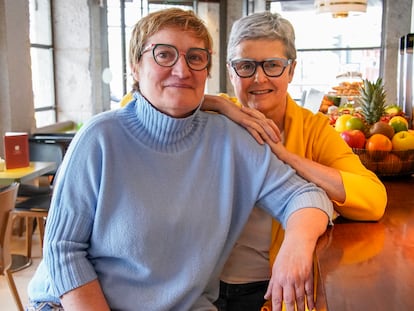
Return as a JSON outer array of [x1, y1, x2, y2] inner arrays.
[[357, 77, 387, 125]]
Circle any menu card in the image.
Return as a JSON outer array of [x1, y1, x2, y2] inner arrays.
[[3, 132, 30, 169]]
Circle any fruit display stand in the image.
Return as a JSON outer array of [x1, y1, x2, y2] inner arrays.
[[353, 148, 414, 177]]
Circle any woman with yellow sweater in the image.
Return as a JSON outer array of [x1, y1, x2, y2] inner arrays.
[[202, 12, 387, 311]]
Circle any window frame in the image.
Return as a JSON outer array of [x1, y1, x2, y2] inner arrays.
[[246, 0, 384, 102], [107, 0, 197, 104], [29, 0, 57, 126]]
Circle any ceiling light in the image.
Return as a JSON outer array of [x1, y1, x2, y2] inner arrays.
[[315, 0, 367, 18]]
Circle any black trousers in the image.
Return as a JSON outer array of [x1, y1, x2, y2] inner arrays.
[[214, 280, 269, 311]]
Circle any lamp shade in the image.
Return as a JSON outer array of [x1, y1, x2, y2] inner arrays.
[[315, 0, 367, 18]]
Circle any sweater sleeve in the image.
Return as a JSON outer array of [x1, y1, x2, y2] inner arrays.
[[42, 122, 103, 297], [285, 97, 387, 221], [307, 120, 386, 221], [252, 143, 333, 228]]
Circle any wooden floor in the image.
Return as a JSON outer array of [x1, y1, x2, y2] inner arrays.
[[0, 227, 42, 311]]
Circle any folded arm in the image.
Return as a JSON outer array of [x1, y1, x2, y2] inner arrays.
[[203, 94, 345, 203], [268, 140, 346, 203], [265, 208, 329, 311]]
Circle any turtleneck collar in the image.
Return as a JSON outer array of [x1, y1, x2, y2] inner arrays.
[[119, 92, 206, 153]]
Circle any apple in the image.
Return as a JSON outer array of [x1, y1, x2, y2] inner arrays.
[[345, 116, 365, 131], [340, 130, 366, 149], [391, 131, 414, 151], [389, 116, 409, 133], [335, 114, 353, 132]]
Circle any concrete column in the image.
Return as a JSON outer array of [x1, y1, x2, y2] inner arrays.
[[381, 0, 412, 104], [53, 0, 110, 124], [0, 0, 36, 156]]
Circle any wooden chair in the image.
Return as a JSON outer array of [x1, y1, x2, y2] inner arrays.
[[12, 195, 51, 258], [0, 182, 24, 311], [14, 141, 65, 258]]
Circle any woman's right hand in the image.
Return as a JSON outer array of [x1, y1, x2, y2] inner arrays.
[[238, 105, 282, 145]]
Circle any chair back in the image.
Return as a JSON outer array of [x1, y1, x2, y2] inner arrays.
[[29, 141, 66, 176], [0, 182, 19, 273]]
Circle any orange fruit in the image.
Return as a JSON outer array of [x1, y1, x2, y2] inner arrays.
[[366, 133, 392, 152]]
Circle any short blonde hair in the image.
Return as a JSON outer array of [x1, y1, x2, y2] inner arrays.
[[227, 12, 296, 62], [129, 8, 213, 91]]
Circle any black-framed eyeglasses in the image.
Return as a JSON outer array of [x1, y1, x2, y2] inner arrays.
[[141, 43, 211, 71], [230, 58, 293, 78]]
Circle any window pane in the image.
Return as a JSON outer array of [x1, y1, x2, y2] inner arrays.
[[35, 110, 56, 128], [30, 47, 55, 110], [289, 49, 381, 100], [269, 0, 383, 102], [29, 0, 52, 45], [148, 3, 193, 13], [29, 0, 55, 127], [107, 26, 125, 100], [106, 0, 194, 106], [271, 1, 382, 49]]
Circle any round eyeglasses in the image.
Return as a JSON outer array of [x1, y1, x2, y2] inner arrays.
[[141, 43, 211, 71], [230, 58, 293, 78]]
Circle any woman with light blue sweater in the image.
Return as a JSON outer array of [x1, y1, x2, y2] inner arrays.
[[27, 8, 332, 311]]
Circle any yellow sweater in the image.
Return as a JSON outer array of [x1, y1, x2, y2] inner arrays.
[[270, 93, 386, 255], [219, 93, 387, 311], [119, 92, 134, 108]]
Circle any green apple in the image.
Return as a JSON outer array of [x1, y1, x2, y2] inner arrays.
[[345, 116, 365, 131], [389, 116, 409, 133], [391, 131, 414, 151]]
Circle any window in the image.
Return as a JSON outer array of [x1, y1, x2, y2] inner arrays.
[[268, 0, 383, 101], [29, 0, 56, 127], [107, 0, 194, 108]]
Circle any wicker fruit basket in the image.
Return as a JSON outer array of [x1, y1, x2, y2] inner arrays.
[[353, 148, 414, 177]]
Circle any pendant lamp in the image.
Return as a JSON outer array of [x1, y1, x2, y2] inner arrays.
[[315, 0, 367, 18]]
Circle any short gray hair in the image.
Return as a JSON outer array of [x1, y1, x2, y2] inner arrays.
[[227, 11, 296, 62]]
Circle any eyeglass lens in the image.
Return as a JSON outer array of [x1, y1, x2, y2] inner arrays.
[[152, 44, 210, 71], [231, 59, 290, 78]]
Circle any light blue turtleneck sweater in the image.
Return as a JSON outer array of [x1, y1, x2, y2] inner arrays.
[[28, 93, 332, 310]]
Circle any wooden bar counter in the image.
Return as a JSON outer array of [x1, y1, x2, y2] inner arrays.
[[315, 175, 414, 311]]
